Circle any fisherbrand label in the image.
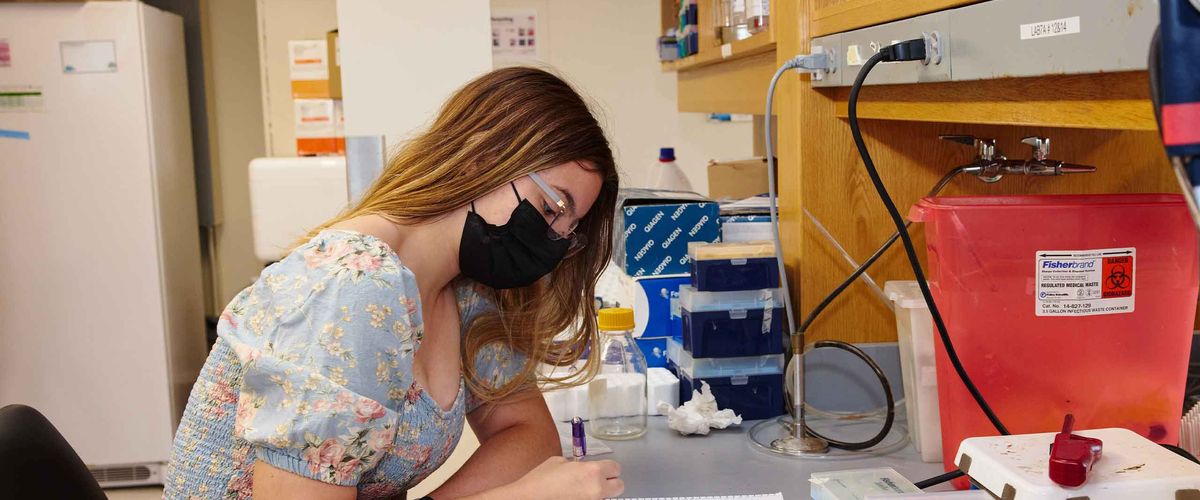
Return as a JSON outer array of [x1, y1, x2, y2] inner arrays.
[[1035, 247, 1135, 316]]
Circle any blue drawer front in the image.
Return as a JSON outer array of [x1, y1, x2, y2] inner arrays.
[[677, 368, 785, 421], [691, 257, 779, 292], [682, 308, 783, 358]]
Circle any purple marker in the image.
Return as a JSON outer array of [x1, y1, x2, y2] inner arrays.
[[571, 416, 586, 461]]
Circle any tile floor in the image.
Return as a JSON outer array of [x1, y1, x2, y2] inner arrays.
[[104, 487, 163, 500]]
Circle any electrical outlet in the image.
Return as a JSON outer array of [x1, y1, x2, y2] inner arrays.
[[808, 0, 1156, 87], [922, 30, 942, 66]]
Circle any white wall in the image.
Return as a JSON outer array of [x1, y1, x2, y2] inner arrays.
[[338, 0, 493, 147], [491, 0, 755, 194]]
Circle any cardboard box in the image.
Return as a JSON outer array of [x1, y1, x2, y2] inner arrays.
[[294, 99, 344, 156], [613, 189, 720, 277], [289, 39, 331, 99], [707, 158, 771, 201], [326, 30, 342, 99]]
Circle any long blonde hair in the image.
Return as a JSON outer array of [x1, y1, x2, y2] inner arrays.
[[304, 67, 617, 405]]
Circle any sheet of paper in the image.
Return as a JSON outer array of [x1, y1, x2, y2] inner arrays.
[[625, 494, 784, 500], [491, 9, 537, 63], [60, 40, 117, 74], [288, 39, 328, 80], [720, 194, 773, 211]]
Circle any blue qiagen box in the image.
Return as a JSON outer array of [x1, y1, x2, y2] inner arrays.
[[615, 271, 690, 340], [611, 189, 720, 277], [634, 337, 669, 368]]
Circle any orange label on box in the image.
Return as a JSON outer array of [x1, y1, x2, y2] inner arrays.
[[294, 98, 342, 156], [1101, 255, 1134, 298], [297, 137, 345, 156]]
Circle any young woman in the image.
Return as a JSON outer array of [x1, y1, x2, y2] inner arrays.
[[165, 67, 622, 500]]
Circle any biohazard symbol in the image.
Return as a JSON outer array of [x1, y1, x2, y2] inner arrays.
[[1106, 265, 1130, 289], [1102, 256, 1133, 298]]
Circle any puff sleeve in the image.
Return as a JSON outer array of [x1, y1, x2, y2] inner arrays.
[[226, 238, 420, 486]]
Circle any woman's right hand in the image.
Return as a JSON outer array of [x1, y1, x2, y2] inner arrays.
[[502, 456, 624, 500]]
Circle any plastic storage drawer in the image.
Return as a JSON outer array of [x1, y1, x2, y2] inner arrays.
[[666, 339, 785, 420], [884, 280, 942, 463], [666, 337, 784, 375], [680, 285, 784, 358], [677, 370, 783, 421], [689, 241, 779, 291]]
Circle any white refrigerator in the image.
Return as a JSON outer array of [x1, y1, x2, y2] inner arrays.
[[0, 1, 206, 487]]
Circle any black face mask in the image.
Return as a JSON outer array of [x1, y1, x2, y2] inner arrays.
[[459, 183, 570, 289]]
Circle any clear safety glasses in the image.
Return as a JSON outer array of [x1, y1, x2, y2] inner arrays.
[[528, 172, 587, 256]]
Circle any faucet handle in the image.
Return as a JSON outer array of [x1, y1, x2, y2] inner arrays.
[[1021, 136, 1051, 161], [940, 135, 997, 161]]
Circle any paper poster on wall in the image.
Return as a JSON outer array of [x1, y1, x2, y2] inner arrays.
[[0, 85, 44, 113], [491, 9, 537, 63], [0, 39, 11, 67], [61, 40, 117, 74]]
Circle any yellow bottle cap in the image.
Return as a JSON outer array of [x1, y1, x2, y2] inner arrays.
[[597, 308, 635, 331]]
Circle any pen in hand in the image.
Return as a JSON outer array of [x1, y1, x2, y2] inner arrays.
[[571, 416, 587, 461]]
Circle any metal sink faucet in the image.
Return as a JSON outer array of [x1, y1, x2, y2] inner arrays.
[[939, 135, 1097, 182]]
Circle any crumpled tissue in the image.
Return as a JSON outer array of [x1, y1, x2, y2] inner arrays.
[[656, 381, 742, 435]]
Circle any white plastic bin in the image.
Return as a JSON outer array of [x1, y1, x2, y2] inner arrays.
[[884, 280, 942, 463]]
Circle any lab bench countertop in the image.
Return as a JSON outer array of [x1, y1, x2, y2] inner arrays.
[[602, 417, 947, 499]]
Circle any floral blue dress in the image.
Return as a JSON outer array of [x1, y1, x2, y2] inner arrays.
[[164, 229, 527, 499]]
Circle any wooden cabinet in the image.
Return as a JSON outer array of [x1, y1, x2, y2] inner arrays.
[[809, 0, 978, 37], [660, 0, 778, 114], [656, 0, 1182, 343], [769, 1, 1180, 343]]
